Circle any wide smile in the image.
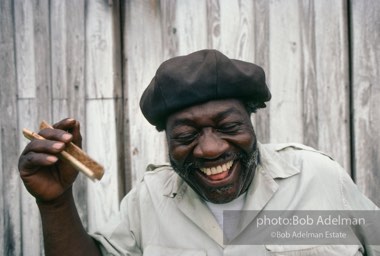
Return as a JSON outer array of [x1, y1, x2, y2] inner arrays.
[[198, 160, 235, 181]]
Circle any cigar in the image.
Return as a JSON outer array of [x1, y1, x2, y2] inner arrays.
[[22, 121, 104, 181]]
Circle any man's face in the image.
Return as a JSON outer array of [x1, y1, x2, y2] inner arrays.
[[166, 99, 258, 204]]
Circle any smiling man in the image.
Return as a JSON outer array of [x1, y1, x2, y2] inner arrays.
[[166, 99, 258, 204], [18, 50, 379, 256]]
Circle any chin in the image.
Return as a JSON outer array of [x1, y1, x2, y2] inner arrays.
[[200, 184, 243, 204]]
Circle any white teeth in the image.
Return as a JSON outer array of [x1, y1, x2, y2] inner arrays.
[[200, 160, 234, 176]]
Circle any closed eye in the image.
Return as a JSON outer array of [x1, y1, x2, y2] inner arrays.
[[173, 132, 198, 144], [217, 123, 242, 134]]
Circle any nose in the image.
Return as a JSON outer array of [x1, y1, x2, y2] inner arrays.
[[193, 128, 228, 159]]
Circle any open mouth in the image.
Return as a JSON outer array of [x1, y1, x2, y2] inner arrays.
[[199, 160, 234, 181]]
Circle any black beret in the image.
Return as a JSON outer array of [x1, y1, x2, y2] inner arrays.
[[139, 49, 271, 128]]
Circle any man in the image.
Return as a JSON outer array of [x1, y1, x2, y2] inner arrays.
[[19, 50, 379, 255]]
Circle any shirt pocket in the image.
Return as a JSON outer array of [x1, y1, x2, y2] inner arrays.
[[143, 245, 206, 256], [264, 244, 363, 256]]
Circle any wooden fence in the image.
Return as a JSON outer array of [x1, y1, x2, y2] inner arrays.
[[0, 0, 379, 255]]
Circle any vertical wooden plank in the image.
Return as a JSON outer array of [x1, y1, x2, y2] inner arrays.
[[32, 0, 51, 121], [18, 99, 43, 256], [50, 0, 88, 229], [124, 0, 167, 188], [351, 0, 380, 206], [314, 0, 350, 171], [206, 0, 221, 50], [85, 0, 123, 231], [268, 0, 303, 143], [0, 1, 8, 254], [13, 0, 35, 98], [175, 0, 208, 54], [160, 0, 179, 60], [298, 0, 318, 150], [252, 0, 271, 143], [218, 0, 254, 61], [86, 0, 121, 99], [86, 100, 121, 232], [0, 0, 21, 255], [14, 0, 51, 254]]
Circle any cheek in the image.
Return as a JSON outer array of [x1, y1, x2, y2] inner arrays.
[[169, 144, 192, 165], [228, 129, 256, 151]]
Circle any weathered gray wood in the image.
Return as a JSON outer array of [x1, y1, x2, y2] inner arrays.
[[14, 0, 52, 123], [85, 0, 123, 231], [86, 0, 122, 99], [218, 0, 254, 60], [206, 0, 220, 49], [175, 0, 208, 54], [298, 0, 318, 151], [14, 1, 51, 255], [160, 0, 179, 60], [86, 100, 122, 232], [50, 0, 88, 228], [0, 0, 21, 255], [18, 99, 43, 256], [314, 0, 350, 171], [2, 1, 380, 254], [124, 0, 167, 188], [13, 0, 36, 98], [268, 0, 304, 143], [252, 0, 271, 143], [351, 0, 380, 206], [32, 0, 52, 122]]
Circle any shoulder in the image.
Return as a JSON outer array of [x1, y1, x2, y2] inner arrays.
[[267, 142, 334, 160], [260, 142, 345, 183], [263, 142, 338, 168], [126, 164, 182, 203]]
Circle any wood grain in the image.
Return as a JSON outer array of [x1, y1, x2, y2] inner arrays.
[[85, 0, 123, 232], [351, 0, 380, 206], [252, 0, 271, 143], [86, 0, 121, 99], [219, 0, 254, 61], [1, 1, 21, 254], [314, 0, 350, 171], [123, 0, 167, 188], [175, 0, 208, 54], [1, 1, 380, 254], [269, 0, 304, 143], [86, 100, 121, 232], [50, 0, 88, 228], [18, 99, 43, 256]]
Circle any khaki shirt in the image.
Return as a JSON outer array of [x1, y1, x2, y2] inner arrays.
[[91, 143, 380, 256]]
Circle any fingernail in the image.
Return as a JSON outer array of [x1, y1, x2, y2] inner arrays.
[[53, 142, 64, 149], [62, 134, 72, 140], [46, 156, 58, 163]]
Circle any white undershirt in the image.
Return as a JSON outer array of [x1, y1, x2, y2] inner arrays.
[[206, 192, 247, 228]]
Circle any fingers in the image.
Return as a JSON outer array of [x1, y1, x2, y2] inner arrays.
[[38, 128, 73, 144], [19, 151, 59, 170], [52, 118, 82, 147], [19, 118, 83, 172], [23, 139, 66, 155]]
